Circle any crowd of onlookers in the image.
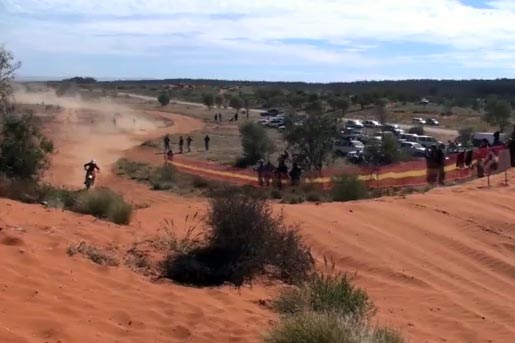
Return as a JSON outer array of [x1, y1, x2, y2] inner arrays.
[[254, 151, 302, 188]]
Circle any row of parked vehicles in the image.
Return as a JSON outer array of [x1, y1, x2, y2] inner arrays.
[[333, 120, 442, 160]]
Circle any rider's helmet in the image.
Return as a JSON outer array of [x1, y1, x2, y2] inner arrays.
[[91, 159, 96, 164]]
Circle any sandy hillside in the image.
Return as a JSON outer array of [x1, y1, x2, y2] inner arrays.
[[2, 92, 514, 343]]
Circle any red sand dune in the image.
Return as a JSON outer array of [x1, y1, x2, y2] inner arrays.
[[2, 97, 514, 343]]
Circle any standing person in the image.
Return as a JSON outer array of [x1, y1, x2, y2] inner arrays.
[[204, 134, 211, 151], [492, 131, 504, 146], [289, 162, 301, 186], [214, 113, 218, 122], [178, 136, 184, 154], [435, 144, 446, 186], [508, 137, 515, 167], [186, 136, 193, 152], [163, 135, 171, 153], [263, 161, 275, 187], [234, 112, 239, 121], [254, 160, 265, 186], [425, 145, 436, 185]]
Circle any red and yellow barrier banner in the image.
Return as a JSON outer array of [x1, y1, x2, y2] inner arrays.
[[170, 148, 508, 189]]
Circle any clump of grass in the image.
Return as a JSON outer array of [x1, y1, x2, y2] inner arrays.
[[265, 312, 405, 343], [191, 176, 210, 189], [116, 158, 152, 181], [150, 164, 176, 190], [273, 273, 376, 320], [74, 188, 133, 225], [331, 176, 369, 202], [67, 242, 119, 266]]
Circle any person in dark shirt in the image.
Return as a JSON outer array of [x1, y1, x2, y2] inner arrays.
[[289, 163, 301, 186], [163, 135, 171, 153], [179, 136, 184, 154], [492, 131, 504, 146], [186, 136, 193, 152], [204, 135, 211, 151]]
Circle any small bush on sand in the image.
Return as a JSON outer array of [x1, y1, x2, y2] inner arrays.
[[273, 273, 376, 320], [67, 241, 119, 266], [163, 190, 313, 286], [191, 175, 210, 189], [265, 312, 405, 343], [150, 164, 176, 190], [239, 122, 275, 166], [331, 176, 369, 202], [75, 188, 133, 225]]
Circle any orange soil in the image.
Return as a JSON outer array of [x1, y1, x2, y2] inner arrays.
[[1, 96, 514, 343]]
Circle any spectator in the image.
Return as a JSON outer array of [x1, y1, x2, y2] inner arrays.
[[492, 131, 504, 146], [508, 138, 515, 167], [263, 161, 275, 187], [275, 156, 289, 189], [163, 135, 171, 153], [178, 136, 184, 154], [289, 163, 301, 186], [425, 145, 437, 185], [234, 112, 239, 121], [254, 160, 265, 186], [214, 113, 218, 122], [204, 135, 211, 151], [186, 136, 193, 152], [435, 144, 446, 186]]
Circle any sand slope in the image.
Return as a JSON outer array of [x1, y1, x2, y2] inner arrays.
[[1, 172, 514, 343]]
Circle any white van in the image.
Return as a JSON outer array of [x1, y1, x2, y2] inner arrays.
[[472, 132, 508, 147]]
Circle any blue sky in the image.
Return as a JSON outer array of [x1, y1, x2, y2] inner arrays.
[[2, 0, 515, 82]]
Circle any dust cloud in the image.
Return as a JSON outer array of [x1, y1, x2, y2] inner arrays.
[[13, 87, 169, 188]]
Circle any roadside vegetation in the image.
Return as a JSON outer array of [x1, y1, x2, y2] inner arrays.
[[0, 47, 133, 225]]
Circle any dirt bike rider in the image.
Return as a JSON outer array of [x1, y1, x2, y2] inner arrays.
[[83, 159, 100, 186]]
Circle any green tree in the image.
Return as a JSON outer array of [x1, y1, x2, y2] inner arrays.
[[283, 105, 339, 171], [484, 99, 513, 132], [229, 96, 244, 114], [202, 93, 215, 110], [0, 46, 21, 116], [374, 98, 389, 125], [241, 94, 252, 119], [239, 122, 275, 165], [0, 114, 54, 180], [215, 94, 224, 108], [286, 93, 306, 111], [157, 92, 170, 106], [364, 134, 402, 166]]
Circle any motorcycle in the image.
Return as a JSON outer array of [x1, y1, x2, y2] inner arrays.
[[84, 170, 96, 190]]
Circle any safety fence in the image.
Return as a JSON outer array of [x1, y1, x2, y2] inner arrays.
[[170, 147, 510, 189]]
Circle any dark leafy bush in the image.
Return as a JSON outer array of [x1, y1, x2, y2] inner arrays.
[[163, 190, 313, 286], [157, 92, 170, 106], [0, 114, 54, 180], [273, 273, 376, 320], [191, 175, 209, 188], [364, 135, 403, 166], [331, 176, 369, 202], [239, 122, 275, 166]]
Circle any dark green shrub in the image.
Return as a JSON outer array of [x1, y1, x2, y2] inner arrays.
[[191, 176, 209, 188], [157, 92, 170, 106], [163, 191, 313, 286], [331, 176, 369, 202], [239, 122, 275, 165], [0, 114, 53, 180]]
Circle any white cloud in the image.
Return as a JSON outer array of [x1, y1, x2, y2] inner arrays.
[[3, 0, 515, 78]]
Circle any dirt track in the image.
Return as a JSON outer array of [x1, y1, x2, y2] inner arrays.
[[1, 93, 514, 343]]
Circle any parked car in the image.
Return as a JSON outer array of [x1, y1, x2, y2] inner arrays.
[[364, 120, 382, 128], [345, 119, 364, 129], [342, 127, 364, 136], [412, 117, 426, 125], [383, 124, 404, 136], [333, 139, 365, 156], [414, 135, 441, 148], [266, 117, 285, 128], [399, 133, 418, 142], [260, 108, 284, 117], [400, 141, 426, 157], [425, 118, 439, 126]]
